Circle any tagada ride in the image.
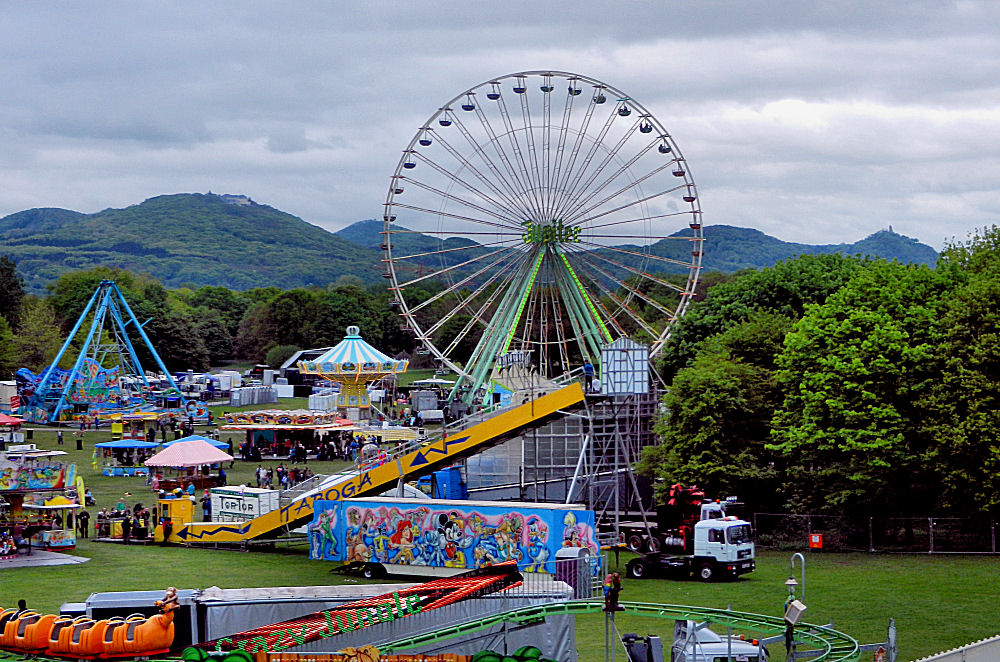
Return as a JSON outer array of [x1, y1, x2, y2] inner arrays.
[[297, 326, 408, 421]]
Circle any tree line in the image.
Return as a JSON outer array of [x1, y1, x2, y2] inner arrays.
[[0, 265, 422, 377], [640, 226, 1000, 519]]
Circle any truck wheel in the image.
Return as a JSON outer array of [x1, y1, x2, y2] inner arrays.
[[361, 563, 384, 579], [646, 537, 661, 553], [626, 534, 643, 552], [626, 559, 648, 579], [698, 563, 714, 582]]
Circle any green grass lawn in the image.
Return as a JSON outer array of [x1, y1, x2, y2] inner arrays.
[[6, 426, 999, 660], [580, 550, 1000, 662]]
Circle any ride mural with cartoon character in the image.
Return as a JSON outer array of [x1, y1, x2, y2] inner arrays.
[[308, 497, 599, 575]]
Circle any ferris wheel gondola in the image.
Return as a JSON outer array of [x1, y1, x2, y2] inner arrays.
[[383, 71, 704, 400]]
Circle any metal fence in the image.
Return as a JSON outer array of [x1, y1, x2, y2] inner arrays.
[[752, 513, 1000, 554]]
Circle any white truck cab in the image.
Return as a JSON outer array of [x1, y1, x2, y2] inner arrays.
[[692, 516, 755, 580]]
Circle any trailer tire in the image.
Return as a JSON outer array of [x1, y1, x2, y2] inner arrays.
[[626, 534, 644, 552], [626, 559, 648, 579], [646, 537, 661, 553], [698, 563, 714, 582], [361, 563, 385, 579]]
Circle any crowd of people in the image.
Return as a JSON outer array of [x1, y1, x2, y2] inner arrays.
[[253, 464, 315, 489]]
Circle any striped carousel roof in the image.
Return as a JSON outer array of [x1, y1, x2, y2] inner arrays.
[[298, 326, 408, 378]]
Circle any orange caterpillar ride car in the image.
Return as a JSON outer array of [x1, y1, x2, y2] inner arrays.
[[0, 587, 178, 658]]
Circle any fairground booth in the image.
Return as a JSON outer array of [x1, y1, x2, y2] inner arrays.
[[1, 446, 81, 553], [144, 438, 234, 493], [94, 439, 158, 476], [221, 410, 356, 461]]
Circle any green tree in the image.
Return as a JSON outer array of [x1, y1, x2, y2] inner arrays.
[[46, 267, 139, 331], [265, 344, 301, 368], [918, 226, 1000, 515], [658, 254, 863, 381], [768, 260, 955, 516], [0, 255, 25, 328], [14, 298, 64, 372], [187, 285, 249, 336], [0, 316, 17, 378], [193, 310, 234, 365], [640, 312, 790, 509]]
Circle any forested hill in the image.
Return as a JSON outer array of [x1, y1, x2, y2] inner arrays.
[[697, 224, 938, 271], [337, 219, 938, 273], [2, 193, 937, 294], [0, 194, 383, 294]]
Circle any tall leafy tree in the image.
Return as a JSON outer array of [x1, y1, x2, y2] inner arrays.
[[640, 312, 790, 509], [0, 316, 17, 379], [768, 260, 955, 516], [0, 255, 26, 328], [918, 226, 1000, 515], [658, 254, 863, 381], [14, 298, 64, 372]]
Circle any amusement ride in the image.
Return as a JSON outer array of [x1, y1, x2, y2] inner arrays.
[[383, 71, 704, 404]]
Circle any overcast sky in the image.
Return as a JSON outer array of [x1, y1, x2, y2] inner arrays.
[[2, 1, 999, 250]]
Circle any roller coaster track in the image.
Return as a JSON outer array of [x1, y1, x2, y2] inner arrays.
[[379, 600, 862, 662]]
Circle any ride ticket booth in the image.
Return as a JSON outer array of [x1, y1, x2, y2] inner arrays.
[[154, 496, 194, 544]]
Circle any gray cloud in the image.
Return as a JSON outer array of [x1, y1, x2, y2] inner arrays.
[[2, 1, 1000, 250]]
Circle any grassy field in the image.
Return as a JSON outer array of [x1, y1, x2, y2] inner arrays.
[[582, 550, 1000, 661], [5, 425, 999, 660], [17, 423, 353, 510]]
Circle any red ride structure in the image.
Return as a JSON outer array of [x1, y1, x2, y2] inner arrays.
[[194, 563, 523, 655]]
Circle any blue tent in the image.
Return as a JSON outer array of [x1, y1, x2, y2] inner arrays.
[[95, 439, 160, 449], [161, 434, 229, 450]]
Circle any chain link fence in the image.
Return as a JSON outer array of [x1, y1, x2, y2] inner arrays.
[[752, 513, 1000, 553]]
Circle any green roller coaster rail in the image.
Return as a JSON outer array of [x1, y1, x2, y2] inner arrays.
[[379, 599, 862, 662], [0, 602, 860, 662]]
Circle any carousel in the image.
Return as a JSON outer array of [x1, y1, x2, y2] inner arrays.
[[297, 326, 408, 420]]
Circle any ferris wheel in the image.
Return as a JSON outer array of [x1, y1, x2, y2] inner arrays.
[[383, 70, 704, 395]]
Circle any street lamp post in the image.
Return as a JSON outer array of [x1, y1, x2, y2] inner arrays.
[[784, 575, 798, 661], [790, 552, 806, 602]]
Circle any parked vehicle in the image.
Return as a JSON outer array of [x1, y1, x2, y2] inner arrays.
[[625, 516, 754, 581], [670, 620, 768, 662], [620, 484, 742, 554]]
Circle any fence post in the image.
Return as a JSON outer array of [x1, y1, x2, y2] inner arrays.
[[869, 517, 874, 553], [992, 520, 996, 554], [928, 517, 934, 554]]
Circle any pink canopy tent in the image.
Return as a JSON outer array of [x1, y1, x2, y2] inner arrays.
[[0, 414, 23, 426], [144, 439, 233, 468]]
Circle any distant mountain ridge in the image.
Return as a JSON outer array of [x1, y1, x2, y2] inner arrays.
[[1, 194, 938, 294], [1, 193, 384, 293], [336, 219, 939, 273]]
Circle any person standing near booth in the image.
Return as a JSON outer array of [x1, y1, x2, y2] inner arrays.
[[77, 509, 90, 539]]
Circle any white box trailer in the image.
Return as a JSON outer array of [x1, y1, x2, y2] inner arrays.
[[210, 486, 280, 522], [0, 381, 17, 413]]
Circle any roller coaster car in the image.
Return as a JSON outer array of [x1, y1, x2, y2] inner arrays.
[[102, 610, 174, 658], [0, 609, 21, 647], [46, 615, 96, 656], [77, 617, 127, 658], [14, 612, 59, 651], [103, 614, 148, 657]]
